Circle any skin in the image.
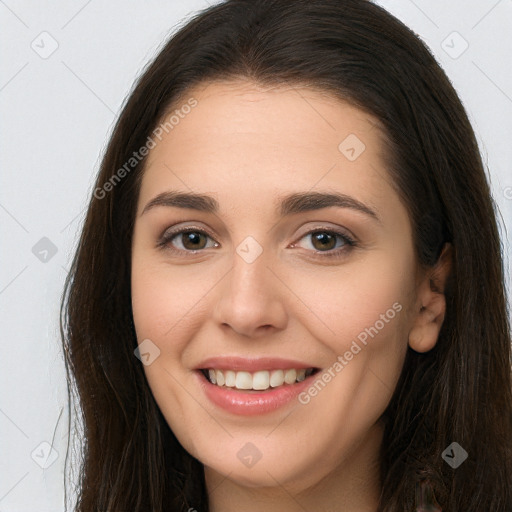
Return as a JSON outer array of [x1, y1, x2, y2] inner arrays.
[[131, 80, 452, 512]]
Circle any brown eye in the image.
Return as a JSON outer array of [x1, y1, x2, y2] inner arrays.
[[180, 231, 208, 250], [291, 228, 357, 260], [310, 232, 338, 251], [158, 227, 219, 254]]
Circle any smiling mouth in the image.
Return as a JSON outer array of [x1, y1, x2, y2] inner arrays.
[[200, 367, 320, 391]]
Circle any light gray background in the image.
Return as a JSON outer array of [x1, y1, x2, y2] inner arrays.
[[1, 1, 511, 510]]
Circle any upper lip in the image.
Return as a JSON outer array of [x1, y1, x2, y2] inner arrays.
[[195, 356, 319, 372]]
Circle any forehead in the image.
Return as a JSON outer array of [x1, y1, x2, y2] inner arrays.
[[155, 79, 384, 150], [138, 79, 397, 221]]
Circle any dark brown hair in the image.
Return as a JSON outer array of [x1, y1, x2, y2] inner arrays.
[[60, 0, 512, 510]]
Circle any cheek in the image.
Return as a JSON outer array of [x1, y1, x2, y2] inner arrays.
[[288, 257, 412, 460], [130, 257, 210, 428], [285, 247, 415, 430], [131, 256, 210, 345], [290, 249, 414, 353]]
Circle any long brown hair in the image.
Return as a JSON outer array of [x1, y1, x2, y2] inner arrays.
[[60, 0, 512, 510]]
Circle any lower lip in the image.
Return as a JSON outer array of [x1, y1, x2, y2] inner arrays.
[[196, 370, 315, 416]]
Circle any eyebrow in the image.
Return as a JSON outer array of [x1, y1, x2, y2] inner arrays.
[[140, 190, 380, 223]]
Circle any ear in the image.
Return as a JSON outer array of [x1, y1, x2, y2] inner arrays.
[[408, 243, 453, 353]]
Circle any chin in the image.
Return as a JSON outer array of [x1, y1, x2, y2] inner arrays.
[[197, 438, 321, 491]]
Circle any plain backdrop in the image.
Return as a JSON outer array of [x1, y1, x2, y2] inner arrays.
[[1, 1, 511, 510]]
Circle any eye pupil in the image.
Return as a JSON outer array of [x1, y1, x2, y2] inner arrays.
[[312, 232, 336, 250], [182, 232, 206, 250]]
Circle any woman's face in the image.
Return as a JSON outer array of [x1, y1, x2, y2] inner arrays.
[[131, 80, 423, 495]]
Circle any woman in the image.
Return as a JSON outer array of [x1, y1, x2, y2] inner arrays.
[[60, 0, 512, 510]]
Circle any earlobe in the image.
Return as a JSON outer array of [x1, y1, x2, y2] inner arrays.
[[408, 294, 447, 352], [408, 243, 453, 353]]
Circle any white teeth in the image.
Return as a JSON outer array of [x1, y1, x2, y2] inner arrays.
[[235, 371, 252, 389], [205, 368, 315, 390], [269, 369, 284, 388], [224, 370, 236, 387], [215, 369, 224, 386], [284, 369, 297, 384], [252, 370, 270, 390]]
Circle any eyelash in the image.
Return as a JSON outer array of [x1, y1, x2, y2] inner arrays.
[[157, 226, 357, 260]]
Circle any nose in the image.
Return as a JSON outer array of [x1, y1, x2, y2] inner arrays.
[[212, 248, 288, 338]]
